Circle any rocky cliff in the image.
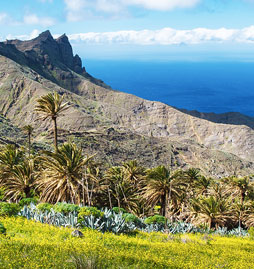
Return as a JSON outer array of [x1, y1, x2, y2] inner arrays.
[[0, 30, 254, 177]]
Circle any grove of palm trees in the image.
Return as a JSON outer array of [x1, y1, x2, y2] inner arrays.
[[0, 92, 254, 231]]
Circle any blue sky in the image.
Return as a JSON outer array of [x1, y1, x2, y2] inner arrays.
[[1, 0, 254, 60]]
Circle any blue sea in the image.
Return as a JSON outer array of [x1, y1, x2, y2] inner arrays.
[[85, 60, 254, 116]]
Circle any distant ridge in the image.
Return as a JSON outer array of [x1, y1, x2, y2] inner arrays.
[[179, 109, 254, 129]]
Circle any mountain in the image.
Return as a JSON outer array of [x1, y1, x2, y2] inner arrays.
[[0, 30, 254, 177], [179, 109, 254, 130]]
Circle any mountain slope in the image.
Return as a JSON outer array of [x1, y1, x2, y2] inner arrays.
[[0, 30, 254, 176]]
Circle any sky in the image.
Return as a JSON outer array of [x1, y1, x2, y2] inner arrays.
[[1, 0, 254, 60]]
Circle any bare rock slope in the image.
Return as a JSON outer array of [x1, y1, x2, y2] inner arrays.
[[0, 30, 254, 176]]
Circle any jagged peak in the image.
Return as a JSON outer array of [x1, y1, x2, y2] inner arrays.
[[56, 33, 69, 43], [35, 30, 54, 41]]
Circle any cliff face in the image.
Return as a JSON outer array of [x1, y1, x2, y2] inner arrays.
[[4, 31, 84, 74], [0, 30, 254, 177]]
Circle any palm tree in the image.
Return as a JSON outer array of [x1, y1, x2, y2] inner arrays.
[[232, 199, 253, 229], [83, 165, 101, 207], [122, 160, 145, 185], [190, 196, 232, 229], [223, 176, 254, 205], [37, 142, 92, 204], [35, 92, 70, 152], [144, 166, 186, 218], [104, 166, 139, 212], [3, 160, 37, 201], [22, 125, 33, 157], [0, 145, 24, 186]]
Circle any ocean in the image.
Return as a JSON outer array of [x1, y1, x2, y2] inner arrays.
[[84, 60, 254, 116]]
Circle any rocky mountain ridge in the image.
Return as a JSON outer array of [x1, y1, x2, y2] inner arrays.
[[0, 30, 254, 177]]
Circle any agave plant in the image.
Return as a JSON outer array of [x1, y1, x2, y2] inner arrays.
[[19, 203, 78, 227]]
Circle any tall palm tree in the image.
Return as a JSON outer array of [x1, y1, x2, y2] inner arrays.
[[35, 92, 70, 152], [144, 166, 186, 218], [22, 125, 33, 157], [37, 142, 92, 204]]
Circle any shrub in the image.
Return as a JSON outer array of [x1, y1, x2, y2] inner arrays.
[[19, 198, 38, 207], [249, 227, 254, 239], [112, 207, 127, 214], [144, 215, 166, 225], [53, 203, 80, 214], [123, 213, 141, 224], [78, 207, 104, 220], [36, 203, 53, 213], [0, 223, 6, 235], [0, 202, 20, 216]]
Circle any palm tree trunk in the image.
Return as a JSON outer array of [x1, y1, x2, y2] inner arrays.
[[52, 117, 58, 152], [28, 133, 31, 157], [108, 187, 112, 209], [161, 194, 166, 216], [209, 218, 212, 229]]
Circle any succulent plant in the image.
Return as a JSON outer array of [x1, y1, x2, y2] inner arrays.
[[18, 204, 250, 237]]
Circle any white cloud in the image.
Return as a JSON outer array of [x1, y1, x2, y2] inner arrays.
[[0, 13, 15, 25], [4, 29, 41, 41], [64, 0, 200, 21], [5, 26, 254, 46], [126, 0, 200, 11], [23, 14, 55, 27], [68, 26, 254, 45], [0, 13, 8, 24], [64, 0, 88, 21]]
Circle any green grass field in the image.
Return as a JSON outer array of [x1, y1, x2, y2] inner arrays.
[[0, 217, 254, 268]]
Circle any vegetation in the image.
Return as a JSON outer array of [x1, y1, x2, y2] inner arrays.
[[0, 140, 254, 231], [1, 91, 254, 267], [1, 216, 254, 268], [0, 91, 254, 233]]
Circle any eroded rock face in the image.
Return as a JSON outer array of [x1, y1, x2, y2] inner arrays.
[[0, 30, 254, 177], [3, 31, 85, 74]]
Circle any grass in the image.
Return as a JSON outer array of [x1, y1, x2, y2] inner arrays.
[[1, 216, 254, 268]]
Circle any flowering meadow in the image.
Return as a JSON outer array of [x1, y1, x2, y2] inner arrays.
[[1, 216, 254, 268]]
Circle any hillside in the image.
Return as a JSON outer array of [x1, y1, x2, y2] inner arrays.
[[0, 30, 254, 176]]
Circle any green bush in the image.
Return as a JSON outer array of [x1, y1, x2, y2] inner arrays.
[[53, 203, 80, 214], [19, 198, 38, 207], [123, 213, 140, 224], [36, 203, 53, 213], [112, 207, 127, 214], [249, 227, 254, 239], [0, 223, 6, 235], [144, 215, 166, 225], [78, 207, 104, 220], [0, 202, 20, 217]]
